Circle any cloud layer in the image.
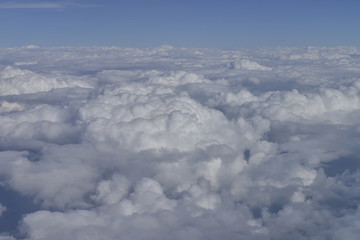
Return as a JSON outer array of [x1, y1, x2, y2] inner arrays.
[[1, 46, 360, 239], [0, 1, 97, 9]]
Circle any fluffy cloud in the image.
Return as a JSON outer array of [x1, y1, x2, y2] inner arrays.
[[0, 66, 93, 96], [1, 46, 360, 239]]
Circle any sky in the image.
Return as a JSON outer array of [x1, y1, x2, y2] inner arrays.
[[1, 0, 360, 48]]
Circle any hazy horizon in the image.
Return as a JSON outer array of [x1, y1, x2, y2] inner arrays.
[[1, 0, 360, 48]]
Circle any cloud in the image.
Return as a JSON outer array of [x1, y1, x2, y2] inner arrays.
[[1, 46, 360, 239], [0, 1, 97, 9], [0, 204, 6, 216]]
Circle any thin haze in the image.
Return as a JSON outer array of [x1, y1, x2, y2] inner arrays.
[[1, 0, 360, 48]]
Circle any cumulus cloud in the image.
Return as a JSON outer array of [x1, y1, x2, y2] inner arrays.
[[1, 46, 360, 239], [228, 59, 272, 71]]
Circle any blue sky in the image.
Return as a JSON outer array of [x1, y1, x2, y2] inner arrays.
[[1, 0, 360, 49]]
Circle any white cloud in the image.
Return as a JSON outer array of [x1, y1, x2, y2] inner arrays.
[[1, 46, 360, 239], [0, 1, 97, 9], [0, 2, 63, 9]]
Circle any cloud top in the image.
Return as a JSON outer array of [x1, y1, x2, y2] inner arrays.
[[1, 46, 360, 239]]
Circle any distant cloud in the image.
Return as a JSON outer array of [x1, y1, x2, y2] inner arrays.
[[0, 204, 6, 216], [0, 1, 97, 9]]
